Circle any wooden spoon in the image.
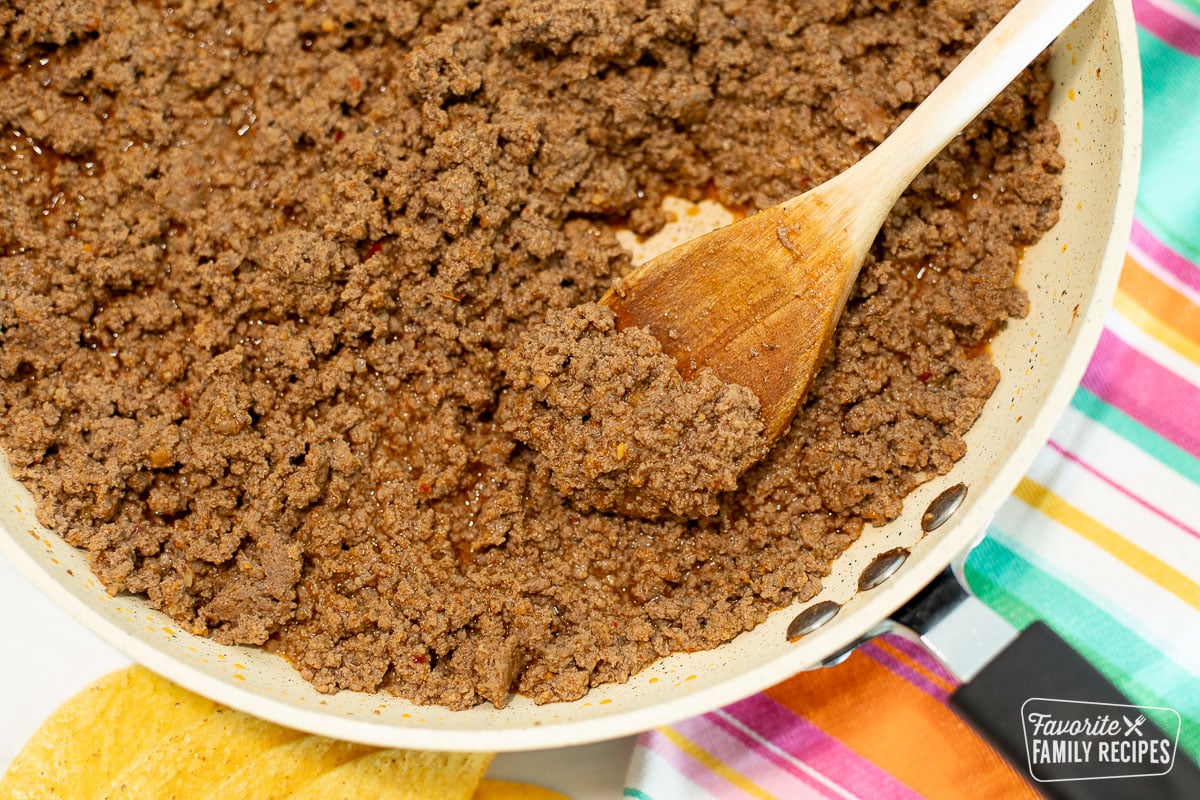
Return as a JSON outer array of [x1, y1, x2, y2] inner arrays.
[[600, 0, 1095, 441]]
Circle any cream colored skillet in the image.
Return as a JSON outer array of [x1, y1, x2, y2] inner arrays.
[[0, 0, 1192, 796]]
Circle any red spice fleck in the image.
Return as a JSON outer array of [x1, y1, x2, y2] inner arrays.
[[413, 655, 426, 664], [178, 392, 190, 407], [917, 371, 932, 384], [334, 130, 345, 143], [367, 241, 383, 257], [348, 76, 362, 92], [418, 483, 431, 494]]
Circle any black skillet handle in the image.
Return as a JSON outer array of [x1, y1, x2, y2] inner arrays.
[[950, 620, 1200, 799]]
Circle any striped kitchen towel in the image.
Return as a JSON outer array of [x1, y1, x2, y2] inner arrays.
[[624, 0, 1200, 796]]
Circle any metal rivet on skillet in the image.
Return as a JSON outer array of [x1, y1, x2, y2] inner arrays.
[[921, 482, 968, 533], [858, 547, 910, 592], [786, 600, 841, 642]]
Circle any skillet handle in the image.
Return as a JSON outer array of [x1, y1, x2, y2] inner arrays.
[[885, 568, 1200, 798], [949, 620, 1200, 799]]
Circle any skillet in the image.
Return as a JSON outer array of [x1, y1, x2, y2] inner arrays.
[[2, 5, 1179, 793]]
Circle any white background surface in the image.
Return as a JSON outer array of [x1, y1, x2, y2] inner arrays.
[[0, 551, 637, 798]]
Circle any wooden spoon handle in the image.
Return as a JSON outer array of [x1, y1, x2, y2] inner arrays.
[[805, 0, 1097, 250]]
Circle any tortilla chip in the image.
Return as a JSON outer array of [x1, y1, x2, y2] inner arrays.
[[104, 705, 304, 798], [0, 666, 217, 800], [282, 750, 494, 800], [473, 779, 574, 800], [1, 665, 495, 800], [206, 736, 370, 799]]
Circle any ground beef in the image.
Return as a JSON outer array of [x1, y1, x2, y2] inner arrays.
[[501, 303, 767, 519], [0, 0, 1060, 709]]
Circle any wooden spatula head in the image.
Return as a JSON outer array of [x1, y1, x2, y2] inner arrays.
[[600, 199, 862, 441]]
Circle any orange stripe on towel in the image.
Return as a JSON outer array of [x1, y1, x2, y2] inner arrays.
[[764, 651, 1039, 800], [1119, 254, 1200, 349]]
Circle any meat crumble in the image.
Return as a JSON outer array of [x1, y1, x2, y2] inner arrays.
[[500, 303, 768, 520], [0, 0, 1060, 708]]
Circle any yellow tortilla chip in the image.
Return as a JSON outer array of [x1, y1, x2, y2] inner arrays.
[[207, 735, 370, 799], [0, 666, 217, 800], [282, 750, 494, 800], [473, 779, 574, 800], [101, 705, 304, 798], [1, 665, 495, 800]]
